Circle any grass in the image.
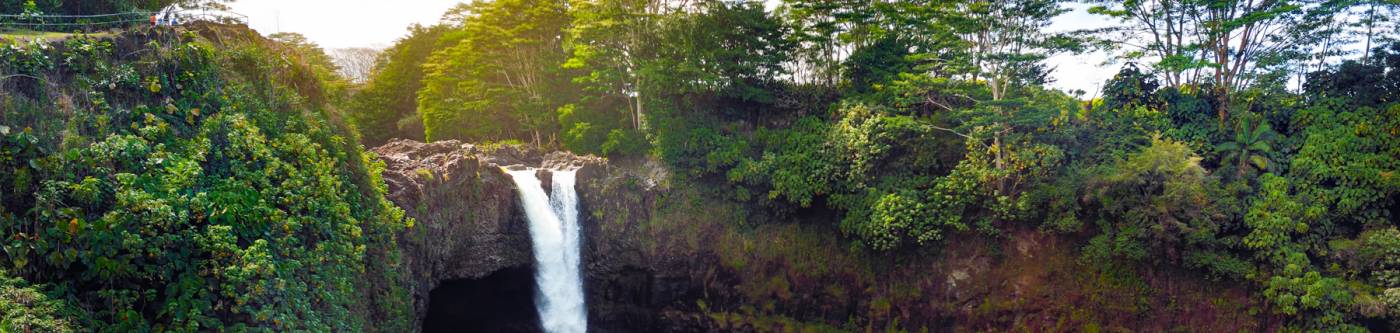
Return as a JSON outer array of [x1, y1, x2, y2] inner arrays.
[[0, 29, 114, 42]]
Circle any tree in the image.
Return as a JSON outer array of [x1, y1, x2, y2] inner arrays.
[[330, 47, 380, 84], [556, 0, 669, 155], [1355, 0, 1400, 63], [564, 0, 666, 132], [841, 34, 915, 95], [1215, 117, 1275, 178], [1085, 136, 1229, 265], [647, 0, 793, 103], [265, 32, 347, 105], [418, 0, 572, 144], [347, 24, 449, 145], [934, 0, 1075, 198], [948, 0, 1069, 101], [1100, 63, 1162, 111], [780, 0, 906, 86], [267, 32, 340, 79], [1192, 0, 1299, 115], [1085, 0, 1313, 122], [1085, 0, 1206, 87], [1291, 0, 1356, 75], [1305, 41, 1400, 106]]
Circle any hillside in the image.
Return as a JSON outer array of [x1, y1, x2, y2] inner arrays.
[[0, 23, 412, 332], [342, 0, 1400, 330], [2, 0, 1400, 332]]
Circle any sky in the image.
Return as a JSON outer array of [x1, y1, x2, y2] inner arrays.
[[226, 0, 463, 49], [1045, 4, 1120, 95], [225, 0, 1118, 94]]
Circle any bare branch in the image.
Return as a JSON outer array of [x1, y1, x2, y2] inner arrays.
[[330, 47, 382, 84]]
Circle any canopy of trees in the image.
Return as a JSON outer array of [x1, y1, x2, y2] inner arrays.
[[1, 0, 1396, 330], [1, 25, 412, 332], [341, 0, 1399, 329]]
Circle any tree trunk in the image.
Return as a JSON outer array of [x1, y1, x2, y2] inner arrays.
[[1363, 1, 1377, 63], [634, 76, 646, 130], [1216, 88, 1230, 125], [993, 132, 1006, 194]]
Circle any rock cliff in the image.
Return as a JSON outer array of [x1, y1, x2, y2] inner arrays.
[[372, 139, 652, 332], [371, 139, 1267, 333], [373, 139, 534, 331]]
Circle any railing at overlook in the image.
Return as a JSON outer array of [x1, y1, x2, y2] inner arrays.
[[0, 9, 248, 32]]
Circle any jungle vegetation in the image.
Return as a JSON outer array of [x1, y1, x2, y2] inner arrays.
[[1, 0, 1398, 331], [348, 0, 1400, 330]]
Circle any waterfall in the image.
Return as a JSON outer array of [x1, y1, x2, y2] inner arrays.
[[504, 168, 587, 333], [549, 169, 584, 298]]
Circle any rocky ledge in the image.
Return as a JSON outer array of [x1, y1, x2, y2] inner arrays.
[[372, 139, 1274, 333], [371, 139, 659, 332]]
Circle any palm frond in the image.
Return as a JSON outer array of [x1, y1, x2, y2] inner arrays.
[[1249, 155, 1269, 171]]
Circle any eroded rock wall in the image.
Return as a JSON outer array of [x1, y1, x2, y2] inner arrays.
[[374, 140, 530, 330], [373, 140, 631, 332], [372, 139, 1269, 333]]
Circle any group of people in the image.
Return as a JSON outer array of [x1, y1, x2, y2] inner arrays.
[[149, 8, 181, 27]]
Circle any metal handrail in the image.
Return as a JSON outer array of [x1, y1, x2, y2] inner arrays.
[[0, 9, 248, 28], [0, 11, 152, 18], [1, 20, 148, 27]]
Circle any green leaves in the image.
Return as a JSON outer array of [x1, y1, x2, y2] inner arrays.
[[0, 269, 81, 333], [1288, 101, 1400, 229], [1260, 250, 1360, 331], [1215, 117, 1277, 178], [1084, 136, 1229, 266], [1244, 174, 1307, 254], [855, 191, 926, 251], [1, 28, 413, 332], [728, 116, 837, 208], [419, 0, 572, 143], [347, 24, 448, 146], [648, 1, 793, 102]]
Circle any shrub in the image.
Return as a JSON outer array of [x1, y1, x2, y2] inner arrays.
[[0, 269, 82, 333], [1084, 137, 1236, 269], [0, 27, 412, 332]]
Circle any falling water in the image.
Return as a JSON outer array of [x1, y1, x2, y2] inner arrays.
[[504, 168, 587, 333], [549, 169, 584, 301]]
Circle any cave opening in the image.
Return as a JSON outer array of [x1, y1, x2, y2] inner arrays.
[[422, 265, 542, 333]]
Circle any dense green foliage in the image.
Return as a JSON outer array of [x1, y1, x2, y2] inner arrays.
[[1, 0, 177, 15], [3, 0, 1397, 330], [347, 0, 1400, 329], [345, 24, 447, 146], [0, 26, 412, 332], [0, 0, 233, 14], [417, 0, 572, 144], [0, 268, 82, 332], [1, 0, 236, 33]]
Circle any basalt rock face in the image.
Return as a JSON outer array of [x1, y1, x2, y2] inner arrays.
[[372, 139, 649, 332], [373, 139, 533, 331], [372, 140, 1270, 333], [574, 158, 675, 333]]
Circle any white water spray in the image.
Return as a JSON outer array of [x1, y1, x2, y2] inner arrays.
[[549, 170, 584, 295], [505, 168, 587, 333]]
